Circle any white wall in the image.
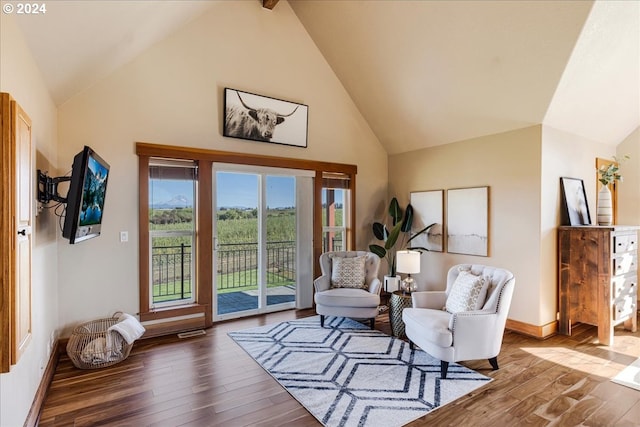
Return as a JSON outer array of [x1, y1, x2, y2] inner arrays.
[[56, 1, 387, 332], [0, 14, 59, 427], [617, 126, 640, 225], [540, 125, 614, 325], [388, 126, 542, 326]]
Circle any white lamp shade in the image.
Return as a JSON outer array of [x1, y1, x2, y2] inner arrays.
[[396, 250, 420, 274]]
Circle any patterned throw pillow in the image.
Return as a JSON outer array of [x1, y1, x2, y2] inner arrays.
[[330, 256, 367, 289], [445, 270, 488, 313]]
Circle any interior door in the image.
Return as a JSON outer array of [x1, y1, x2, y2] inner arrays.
[[14, 101, 33, 362], [0, 93, 32, 372]]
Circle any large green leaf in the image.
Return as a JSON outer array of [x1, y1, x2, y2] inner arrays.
[[372, 222, 387, 241], [369, 244, 386, 258], [389, 197, 402, 225], [385, 221, 403, 250], [407, 222, 436, 243], [401, 204, 414, 233]]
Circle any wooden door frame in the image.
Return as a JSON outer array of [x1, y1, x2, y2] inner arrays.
[[0, 92, 33, 372], [136, 142, 357, 330], [0, 93, 14, 372]]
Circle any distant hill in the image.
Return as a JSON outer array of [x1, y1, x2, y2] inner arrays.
[[152, 195, 191, 209]]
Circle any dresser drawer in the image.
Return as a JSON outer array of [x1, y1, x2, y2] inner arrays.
[[613, 233, 637, 253], [612, 274, 637, 299], [614, 295, 637, 321], [613, 254, 637, 275]]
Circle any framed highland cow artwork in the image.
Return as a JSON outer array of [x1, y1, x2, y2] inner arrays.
[[223, 88, 308, 148]]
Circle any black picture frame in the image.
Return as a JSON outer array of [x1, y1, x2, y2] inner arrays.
[[223, 88, 308, 148], [560, 177, 591, 226]]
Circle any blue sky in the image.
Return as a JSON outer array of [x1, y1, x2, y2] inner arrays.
[[216, 173, 295, 208], [150, 172, 344, 209], [150, 173, 295, 208]]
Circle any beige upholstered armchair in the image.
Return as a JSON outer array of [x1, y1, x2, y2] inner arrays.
[[314, 251, 382, 328], [402, 264, 515, 379]]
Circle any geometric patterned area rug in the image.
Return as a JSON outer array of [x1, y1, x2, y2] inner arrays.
[[228, 316, 492, 427], [612, 356, 640, 391]]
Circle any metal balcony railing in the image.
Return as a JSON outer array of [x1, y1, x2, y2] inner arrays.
[[151, 241, 298, 303]]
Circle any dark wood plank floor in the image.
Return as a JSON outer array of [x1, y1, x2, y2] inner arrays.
[[39, 310, 640, 426]]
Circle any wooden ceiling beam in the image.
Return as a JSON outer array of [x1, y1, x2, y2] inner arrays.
[[263, 0, 279, 10]]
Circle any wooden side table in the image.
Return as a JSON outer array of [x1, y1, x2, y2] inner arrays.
[[389, 291, 413, 338]]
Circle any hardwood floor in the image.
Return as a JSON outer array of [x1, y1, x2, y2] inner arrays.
[[39, 310, 640, 426]]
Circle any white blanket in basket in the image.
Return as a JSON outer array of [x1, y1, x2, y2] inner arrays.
[[109, 312, 145, 344], [80, 313, 145, 364], [80, 332, 124, 364]]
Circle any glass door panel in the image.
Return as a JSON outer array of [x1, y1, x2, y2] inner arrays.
[[215, 172, 259, 316], [266, 176, 296, 308]]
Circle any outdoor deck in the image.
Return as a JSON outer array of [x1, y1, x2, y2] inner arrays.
[[217, 284, 296, 315]]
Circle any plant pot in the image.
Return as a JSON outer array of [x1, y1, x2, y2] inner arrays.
[[384, 275, 401, 293], [597, 185, 613, 226]]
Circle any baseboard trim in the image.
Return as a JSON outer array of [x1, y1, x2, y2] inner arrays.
[[24, 339, 60, 427], [142, 316, 206, 338], [506, 318, 557, 339]]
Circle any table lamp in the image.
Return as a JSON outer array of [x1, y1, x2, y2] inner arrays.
[[396, 250, 420, 294]]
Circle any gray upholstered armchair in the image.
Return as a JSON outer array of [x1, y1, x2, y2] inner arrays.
[[402, 264, 515, 378], [314, 251, 382, 328]]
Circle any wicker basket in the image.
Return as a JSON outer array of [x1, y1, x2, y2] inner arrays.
[[66, 312, 134, 369]]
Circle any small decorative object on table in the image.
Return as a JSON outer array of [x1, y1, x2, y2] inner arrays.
[[389, 291, 413, 338], [397, 250, 420, 294], [384, 275, 401, 293], [597, 155, 629, 226]]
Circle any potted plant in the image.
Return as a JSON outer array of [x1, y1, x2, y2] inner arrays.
[[369, 197, 434, 291], [596, 154, 629, 225]]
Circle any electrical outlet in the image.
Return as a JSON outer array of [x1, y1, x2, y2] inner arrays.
[[120, 231, 128, 242]]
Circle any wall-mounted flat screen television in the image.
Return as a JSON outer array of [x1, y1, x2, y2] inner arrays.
[[62, 146, 110, 244]]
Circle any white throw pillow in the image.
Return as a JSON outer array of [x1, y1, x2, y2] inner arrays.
[[330, 256, 367, 289], [445, 270, 488, 313]]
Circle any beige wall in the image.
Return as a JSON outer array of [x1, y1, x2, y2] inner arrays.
[[389, 124, 623, 329], [0, 14, 59, 427], [388, 126, 542, 326], [617, 126, 640, 225], [56, 1, 387, 331], [540, 125, 614, 327]]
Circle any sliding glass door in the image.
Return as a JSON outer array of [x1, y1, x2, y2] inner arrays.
[[213, 165, 312, 320]]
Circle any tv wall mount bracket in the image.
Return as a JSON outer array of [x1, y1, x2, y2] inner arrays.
[[37, 170, 69, 204]]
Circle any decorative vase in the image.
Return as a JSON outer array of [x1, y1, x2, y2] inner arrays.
[[597, 185, 613, 226], [384, 275, 401, 293]]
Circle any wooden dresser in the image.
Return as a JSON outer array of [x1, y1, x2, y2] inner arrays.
[[558, 226, 638, 346]]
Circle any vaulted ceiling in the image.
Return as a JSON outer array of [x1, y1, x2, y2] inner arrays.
[[12, 0, 640, 154], [289, 0, 639, 152]]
